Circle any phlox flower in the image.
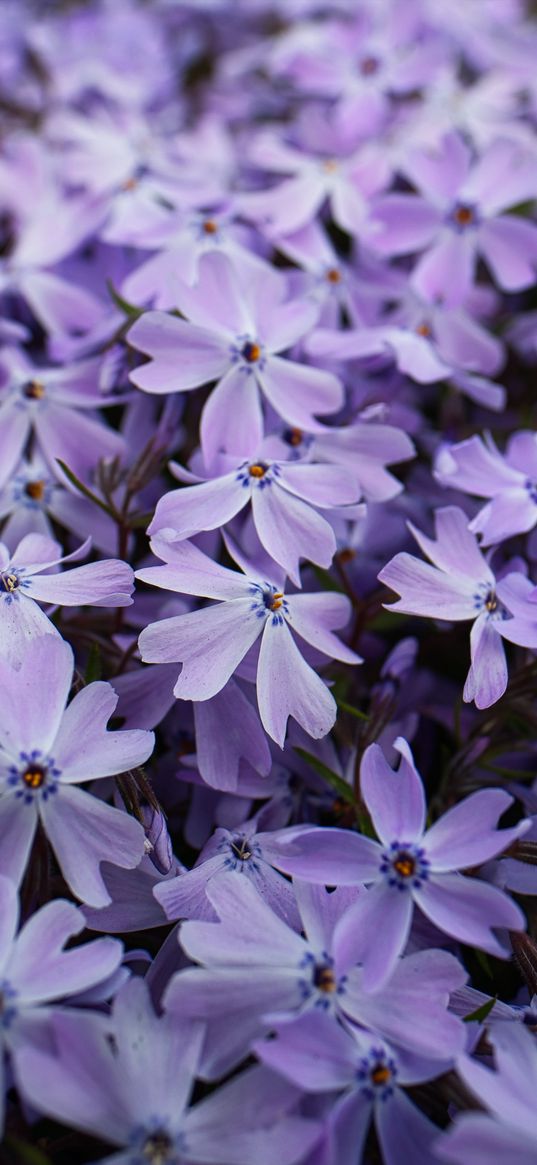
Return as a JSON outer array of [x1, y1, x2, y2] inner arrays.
[[256, 1011, 442, 1165], [371, 131, 537, 305], [271, 738, 528, 990], [16, 976, 320, 1165], [165, 872, 466, 1080], [436, 432, 537, 546], [437, 1023, 537, 1165], [0, 635, 154, 905], [127, 251, 343, 465], [136, 532, 360, 747], [377, 505, 537, 708], [0, 532, 134, 667], [0, 875, 123, 1132], [148, 451, 361, 586]]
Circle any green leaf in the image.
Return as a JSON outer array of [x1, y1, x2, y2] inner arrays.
[[473, 948, 494, 981], [311, 565, 344, 593], [107, 279, 144, 319], [84, 643, 102, 684], [336, 699, 369, 722], [56, 460, 116, 518], [463, 995, 496, 1024], [294, 747, 356, 805], [4, 1136, 53, 1165]]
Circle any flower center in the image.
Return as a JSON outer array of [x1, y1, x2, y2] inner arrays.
[[22, 380, 45, 400], [451, 202, 476, 230], [230, 837, 252, 861], [142, 1131, 175, 1164], [322, 158, 339, 173], [314, 964, 337, 993], [241, 340, 262, 363], [415, 321, 432, 337], [284, 427, 304, 446], [370, 1063, 392, 1086], [392, 852, 415, 878], [359, 55, 380, 76], [248, 463, 268, 478], [484, 590, 497, 612], [0, 572, 19, 593], [202, 218, 218, 234], [22, 764, 47, 790], [381, 842, 429, 890], [326, 267, 341, 284], [266, 590, 284, 611], [24, 480, 45, 501]]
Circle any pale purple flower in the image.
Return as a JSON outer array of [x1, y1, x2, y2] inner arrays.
[[238, 131, 388, 238], [377, 505, 537, 708], [436, 432, 537, 546], [165, 872, 466, 1079], [436, 1024, 537, 1165], [271, 738, 528, 989], [0, 346, 126, 488], [128, 251, 343, 465], [0, 532, 134, 667], [16, 976, 320, 1165], [256, 1012, 442, 1165], [148, 453, 361, 585], [0, 875, 123, 1131], [137, 533, 360, 747], [154, 817, 302, 929], [371, 132, 537, 304], [0, 635, 154, 905]]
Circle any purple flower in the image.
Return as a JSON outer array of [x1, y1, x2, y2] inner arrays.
[[165, 873, 466, 1079], [256, 1011, 442, 1165], [0, 346, 125, 488], [0, 875, 123, 1131], [154, 817, 302, 929], [16, 976, 321, 1165], [0, 532, 134, 666], [271, 738, 527, 989], [137, 533, 360, 747], [377, 506, 537, 708], [0, 635, 154, 905], [148, 454, 360, 585], [371, 132, 537, 304], [436, 1023, 537, 1164], [436, 432, 537, 546], [128, 251, 343, 465]]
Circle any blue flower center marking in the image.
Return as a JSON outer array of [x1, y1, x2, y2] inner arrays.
[[356, 1048, 397, 1101], [235, 461, 280, 490], [525, 479, 537, 504], [0, 980, 18, 1030], [381, 841, 430, 891], [250, 582, 289, 626], [8, 750, 62, 803]]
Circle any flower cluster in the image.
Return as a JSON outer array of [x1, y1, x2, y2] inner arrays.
[[0, 0, 537, 1162]]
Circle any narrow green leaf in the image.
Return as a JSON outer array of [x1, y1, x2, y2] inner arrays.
[[311, 565, 344, 593], [84, 643, 102, 684], [56, 460, 116, 518], [336, 699, 369, 722], [107, 279, 144, 319], [294, 747, 356, 804], [463, 995, 496, 1024]]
